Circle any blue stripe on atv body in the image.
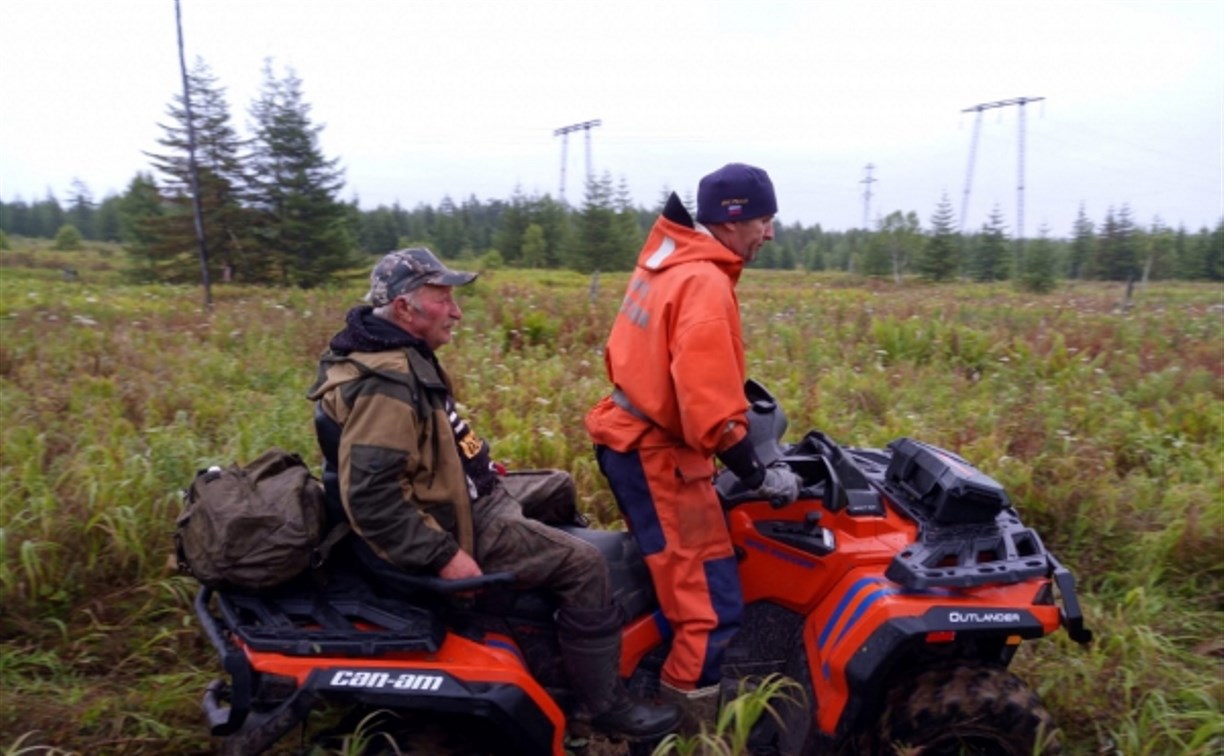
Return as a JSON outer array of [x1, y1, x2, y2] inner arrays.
[[484, 637, 526, 666], [817, 579, 946, 679], [817, 576, 885, 650], [818, 577, 894, 681], [832, 585, 899, 647]]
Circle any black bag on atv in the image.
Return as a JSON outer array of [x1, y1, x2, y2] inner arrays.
[[175, 448, 349, 591]]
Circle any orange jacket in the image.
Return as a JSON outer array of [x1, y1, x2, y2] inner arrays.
[[586, 213, 750, 457]]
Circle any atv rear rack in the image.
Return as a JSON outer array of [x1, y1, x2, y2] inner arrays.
[[204, 587, 445, 657]]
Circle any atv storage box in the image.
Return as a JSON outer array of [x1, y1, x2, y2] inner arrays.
[[884, 437, 1009, 524]]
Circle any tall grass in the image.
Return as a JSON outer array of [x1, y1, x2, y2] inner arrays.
[[1, 245, 1220, 753]]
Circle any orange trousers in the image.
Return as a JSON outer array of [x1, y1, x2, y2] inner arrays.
[[595, 444, 743, 689]]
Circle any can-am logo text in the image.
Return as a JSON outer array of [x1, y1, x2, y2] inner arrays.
[[948, 611, 1022, 624], [329, 670, 444, 691]]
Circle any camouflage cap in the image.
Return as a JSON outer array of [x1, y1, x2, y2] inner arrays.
[[365, 247, 477, 307]]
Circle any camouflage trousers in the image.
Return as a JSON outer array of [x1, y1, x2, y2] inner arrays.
[[471, 470, 610, 609]]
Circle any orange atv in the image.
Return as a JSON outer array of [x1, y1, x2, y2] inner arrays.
[[194, 380, 1091, 754]]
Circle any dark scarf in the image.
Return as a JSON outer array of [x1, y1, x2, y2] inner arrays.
[[329, 305, 425, 355], [327, 305, 499, 498]]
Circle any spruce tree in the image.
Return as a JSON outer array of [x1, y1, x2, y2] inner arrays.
[[1115, 205, 1140, 280], [801, 240, 825, 271], [1142, 218, 1175, 283], [32, 192, 65, 239], [460, 194, 495, 254], [860, 224, 890, 277], [917, 194, 959, 281], [494, 186, 531, 265], [971, 205, 1011, 281], [358, 205, 400, 254], [1068, 206, 1094, 280], [530, 194, 570, 268], [1205, 220, 1224, 281], [66, 179, 96, 240], [431, 195, 466, 259], [95, 195, 123, 242], [613, 175, 644, 268], [118, 173, 168, 281], [1018, 225, 1058, 293], [247, 60, 353, 287], [0, 199, 19, 236], [568, 173, 629, 272], [1092, 205, 1139, 280], [142, 58, 254, 283], [521, 223, 547, 268]]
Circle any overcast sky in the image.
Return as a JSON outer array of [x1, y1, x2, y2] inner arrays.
[[1, 0, 1221, 236]]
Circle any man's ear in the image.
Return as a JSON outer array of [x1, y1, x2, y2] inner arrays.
[[707, 222, 734, 243], [393, 296, 412, 323]]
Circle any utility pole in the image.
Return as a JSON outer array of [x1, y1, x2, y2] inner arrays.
[[860, 163, 878, 230], [959, 97, 1045, 255], [553, 119, 602, 204]]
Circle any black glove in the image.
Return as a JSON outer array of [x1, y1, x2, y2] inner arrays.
[[746, 464, 801, 505]]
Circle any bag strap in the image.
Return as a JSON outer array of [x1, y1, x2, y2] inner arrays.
[[311, 521, 352, 569]]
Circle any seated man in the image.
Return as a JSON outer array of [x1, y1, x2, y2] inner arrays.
[[307, 248, 678, 741]]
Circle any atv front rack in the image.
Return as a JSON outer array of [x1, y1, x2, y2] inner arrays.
[[883, 511, 1049, 590]]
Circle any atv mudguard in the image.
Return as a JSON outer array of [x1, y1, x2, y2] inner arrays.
[[195, 568, 568, 756]]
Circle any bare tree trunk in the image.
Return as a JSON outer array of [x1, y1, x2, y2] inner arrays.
[[175, 0, 212, 311]]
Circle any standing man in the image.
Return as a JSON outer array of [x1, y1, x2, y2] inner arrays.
[[585, 164, 802, 729], [308, 248, 678, 742]]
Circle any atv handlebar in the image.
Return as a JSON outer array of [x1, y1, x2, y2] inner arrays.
[[717, 468, 823, 509]]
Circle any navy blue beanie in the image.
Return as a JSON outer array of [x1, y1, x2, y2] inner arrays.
[[696, 163, 777, 224]]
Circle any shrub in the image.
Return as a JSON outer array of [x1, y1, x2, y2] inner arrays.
[[52, 224, 83, 251], [480, 248, 504, 270]]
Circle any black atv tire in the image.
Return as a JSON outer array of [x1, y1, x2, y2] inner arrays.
[[877, 663, 1061, 755]]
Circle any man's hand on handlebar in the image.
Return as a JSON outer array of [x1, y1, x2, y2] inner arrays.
[[745, 464, 802, 507]]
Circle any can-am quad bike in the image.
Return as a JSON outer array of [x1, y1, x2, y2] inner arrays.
[[193, 380, 1092, 755]]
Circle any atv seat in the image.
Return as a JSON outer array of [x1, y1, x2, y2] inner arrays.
[[472, 526, 658, 625], [562, 525, 657, 622]]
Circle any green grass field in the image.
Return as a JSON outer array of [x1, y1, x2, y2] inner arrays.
[[1, 242, 1221, 754]]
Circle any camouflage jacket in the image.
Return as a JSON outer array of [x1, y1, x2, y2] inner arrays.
[[308, 339, 475, 573]]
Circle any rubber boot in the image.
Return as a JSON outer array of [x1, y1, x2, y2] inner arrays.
[[556, 605, 681, 741], [660, 680, 722, 736]]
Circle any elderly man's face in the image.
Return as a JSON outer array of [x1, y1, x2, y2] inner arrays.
[[713, 215, 775, 263], [398, 284, 463, 350]]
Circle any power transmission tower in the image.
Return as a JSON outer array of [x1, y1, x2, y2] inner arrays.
[[553, 119, 602, 203], [860, 163, 878, 230], [959, 97, 1045, 253]]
